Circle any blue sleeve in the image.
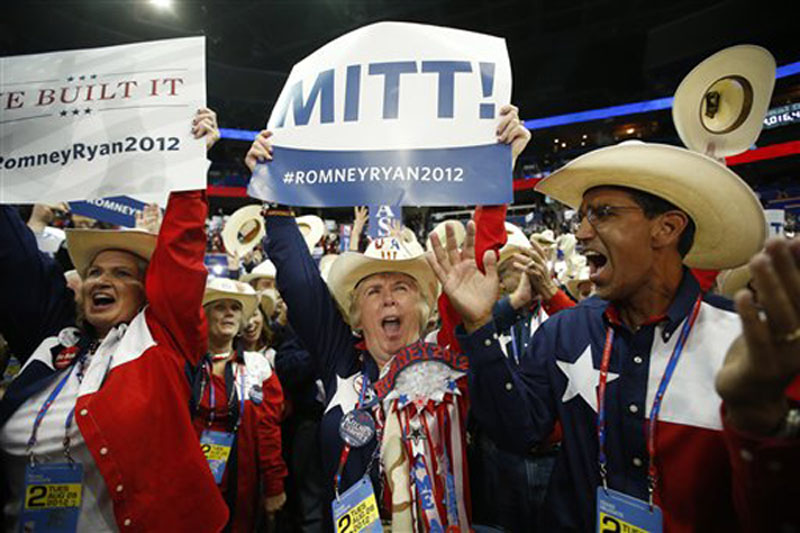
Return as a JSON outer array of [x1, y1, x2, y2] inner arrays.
[[492, 296, 525, 333], [273, 325, 316, 392], [457, 320, 557, 454], [0, 206, 75, 360], [264, 216, 358, 385]]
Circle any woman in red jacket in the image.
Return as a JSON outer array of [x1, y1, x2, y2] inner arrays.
[[0, 109, 229, 531], [192, 277, 287, 532]]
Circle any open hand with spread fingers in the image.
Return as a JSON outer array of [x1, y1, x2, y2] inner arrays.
[[426, 221, 499, 332], [716, 237, 800, 436]]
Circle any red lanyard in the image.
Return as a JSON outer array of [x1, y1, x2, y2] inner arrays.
[[596, 294, 703, 507]]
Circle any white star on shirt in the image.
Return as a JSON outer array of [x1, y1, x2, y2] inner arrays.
[[324, 372, 361, 415], [556, 344, 618, 412], [498, 333, 513, 359]]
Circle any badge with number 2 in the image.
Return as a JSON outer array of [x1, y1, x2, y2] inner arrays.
[[596, 487, 662, 533], [332, 477, 382, 533], [20, 462, 84, 533], [200, 430, 235, 484]]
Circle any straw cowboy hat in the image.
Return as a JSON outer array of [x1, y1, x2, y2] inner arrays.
[[531, 230, 556, 248], [319, 253, 339, 283], [222, 205, 265, 257], [425, 220, 466, 252], [716, 264, 752, 299], [326, 236, 439, 326], [535, 141, 765, 270], [296, 215, 326, 252], [66, 228, 157, 278], [673, 45, 775, 158], [240, 259, 277, 284], [498, 223, 532, 265], [258, 288, 278, 318], [565, 263, 593, 301], [202, 277, 259, 320]]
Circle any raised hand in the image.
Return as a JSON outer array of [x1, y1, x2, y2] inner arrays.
[[134, 203, 163, 234], [716, 237, 800, 435], [514, 239, 559, 301], [426, 221, 499, 332], [244, 130, 273, 172], [496, 104, 531, 167], [192, 107, 220, 150]]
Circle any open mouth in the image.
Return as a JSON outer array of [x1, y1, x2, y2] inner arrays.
[[584, 250, 609, 280], [91, 292, 116, 311], [381, 315, 402, 337]]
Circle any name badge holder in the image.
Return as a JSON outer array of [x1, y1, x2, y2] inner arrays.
[[20, 355, 90, 533], [199, 361, 246, 484], [594, 294, 702, 533], [332, 373, 383, 533]]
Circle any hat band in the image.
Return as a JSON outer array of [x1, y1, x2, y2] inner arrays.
[[700, 75, 754, 134]]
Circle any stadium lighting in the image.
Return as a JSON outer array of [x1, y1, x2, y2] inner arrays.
[[149, 0, 173, 10]]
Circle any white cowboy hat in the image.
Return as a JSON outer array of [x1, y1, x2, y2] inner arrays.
[[319, 253, 339, 283], [565, 265, 593, 301], [531, 229, 556, 247], [240, 259, 276, 284], [258, 288, 278, 318], [673, 45, 775, 158], [202, 277, 258, 320], [222, 205, 265, 257], [498, 223, 532, 265], [425, 220, 466, 252], [716, 264, 751, 298], [66, 228, 157, 278], [296, 215, 326, 252], [326, 236, 439, 327], [535, 141, 765, 270]]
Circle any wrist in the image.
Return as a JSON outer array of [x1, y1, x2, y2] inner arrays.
[[725, 398, 789, 437], [540, 281, 558, 301], [509, 292, 528, 311], [464, 313, 492, 334]]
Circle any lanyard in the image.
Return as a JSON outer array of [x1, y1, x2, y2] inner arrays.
[[201, 356, 246, 432], [334, 373, 374, 497], [596, 294, 703, 507], [27, 354, 89, 466]]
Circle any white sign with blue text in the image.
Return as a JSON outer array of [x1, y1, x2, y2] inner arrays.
[[0, 37, 207, 203], [248, 22, 512, 207]]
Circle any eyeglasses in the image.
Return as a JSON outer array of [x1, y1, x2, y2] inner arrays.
[[571, 205, 643, 231]]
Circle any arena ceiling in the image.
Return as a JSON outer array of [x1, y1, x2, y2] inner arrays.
[[1, 0, 796, 130]]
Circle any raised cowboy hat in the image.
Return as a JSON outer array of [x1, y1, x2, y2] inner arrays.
[[673, 45, 775, 158], [326, 236, 439, 327], [202, 277, 258, 320], [498, 222, 532, 265], [535, 141, 765, 269], [222, 205, 265, 257], [296, 215, 326, 252], [240, 259, 276, 284], [66, 228, 157, 278], [425, 220, 466, 252]]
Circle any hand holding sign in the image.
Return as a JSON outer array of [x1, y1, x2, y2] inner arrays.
[[244, 130, 274, 172], [192, 107, 221, 150]]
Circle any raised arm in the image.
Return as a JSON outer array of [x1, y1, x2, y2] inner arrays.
[[246, 130, 357, 382], [0, 205, 74, 360], [145, 108, 218, 365]]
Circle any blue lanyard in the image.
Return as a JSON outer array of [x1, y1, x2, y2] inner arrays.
[[596, 294, 703, 506], [27, 355, 87, 464]]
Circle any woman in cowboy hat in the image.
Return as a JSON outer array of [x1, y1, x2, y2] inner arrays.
[[244, 104, 530, 530], [190, 277, 287, 532], [0, 109, 231, 531]]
